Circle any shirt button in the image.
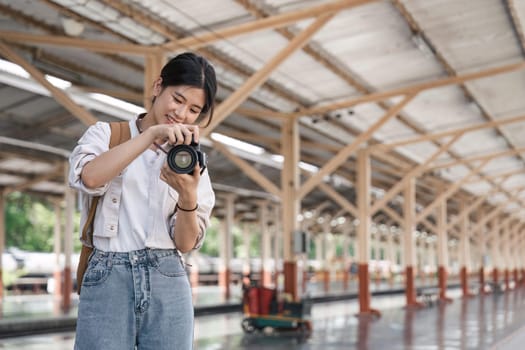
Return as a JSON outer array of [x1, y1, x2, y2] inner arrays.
[[112, 198, 117, 203], [110, 225, 115, 231]]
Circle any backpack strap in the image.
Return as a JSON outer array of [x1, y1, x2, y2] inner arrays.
[[80, 121, 131, 247]]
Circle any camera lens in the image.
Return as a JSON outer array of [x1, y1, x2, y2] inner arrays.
[[167, 145, 198, 174], [174, 150, 193, 168]]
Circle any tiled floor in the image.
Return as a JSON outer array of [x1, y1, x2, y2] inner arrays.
[[2, 287, 525, 349]]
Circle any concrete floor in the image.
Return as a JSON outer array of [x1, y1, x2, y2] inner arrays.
[[1, 287, 525, 349]]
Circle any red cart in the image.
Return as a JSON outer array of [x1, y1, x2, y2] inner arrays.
[[241, 285, 312, 335]]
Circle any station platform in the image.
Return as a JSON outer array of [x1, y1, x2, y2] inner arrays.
[[1, 279, 525, 349]]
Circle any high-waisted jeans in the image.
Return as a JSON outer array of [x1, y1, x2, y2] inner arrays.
[[74, 248, 193, 350]]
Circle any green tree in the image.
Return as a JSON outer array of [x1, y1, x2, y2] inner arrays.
[[199, 217, 220, 256], [5, 192, 54, 252]]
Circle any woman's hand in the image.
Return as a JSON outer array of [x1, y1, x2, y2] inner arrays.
[[160, 162, 201, 205], [145, 123, 200, 146]]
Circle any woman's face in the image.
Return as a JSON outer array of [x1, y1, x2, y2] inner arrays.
[[152, 83, 205, 125]]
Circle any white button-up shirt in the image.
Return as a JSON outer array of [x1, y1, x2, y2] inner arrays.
[[69, 120, 215, 252]]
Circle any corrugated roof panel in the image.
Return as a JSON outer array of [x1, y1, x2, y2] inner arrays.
[[131, 0, 250, 32], [313, 2, 446, 89], [449, 130, 510, 156], [462, 180, 492, 195], [405, 0, 522, 70], [6, 96, 59, 123], [213, 30, 358, 103], [402, 86, 486, 132], [465, 71, 525, 118], [1, 0, 62, 28], [0, 158, 54, 173], [270, 51, 360, 103], [503, 174, 525, 189], [396, 141, 440, 164], [483, 156, 524, 175], [501, 122, 525, 148], [300, 116, 356, 145]]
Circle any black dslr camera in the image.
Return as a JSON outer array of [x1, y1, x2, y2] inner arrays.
[[166, 140, 207, 175]]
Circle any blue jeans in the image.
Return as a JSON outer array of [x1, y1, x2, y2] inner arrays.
[[74, 248, 194, 350]]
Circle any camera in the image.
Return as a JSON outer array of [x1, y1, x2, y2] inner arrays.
[[166, 140, 207, 175]]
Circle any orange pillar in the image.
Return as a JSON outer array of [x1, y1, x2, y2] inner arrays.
[[403, 178, 420, 307], [492, 268, 499, 285], [358, 264, 371, 312], [284, 262, 297, 300], [436, 199, 451, 302], [342, 268, 350, 291], [460, 267, 469, 297], [220, 195, 235, 301], [219, 268, 231, 300], [63, 266, 72, 309], [438, 266, 448, 300], [459, 201, 473, 298], [281, 118, 300, 301], [479, 266, 485, 294], [504, 269, 510, 291], [53, 202, 63, 300], [323, 269, 330, 293], [259, 201, 272, 288], [62, 178, 74, 310], [514, 269, 518, 286], [356, 150, 380, 317], [405, 266, 417, 305]]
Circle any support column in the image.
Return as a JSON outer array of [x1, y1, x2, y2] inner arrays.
[[459, 201, 473, 297], [219, 194, 235, 300], [356, 149, 379, 316], [259, 202, 272, 288], [53, 202, 63, 301], [281, 118, 300, 300], [326, 230, 337, 292], [272, 204, 282, 288], [428, 240, 437, 284], [403, 178, 420, 307], [242, 224, 251, 287], [503, 221, 511, 290], [476, 207, 485, 293], [63, 166, 74, 310], [322, 222, 331, 293], [491, 218, 500, 290], [372, 229, 381, 285], [436, 198, 451, 302], [512, 224, 519, 286], [386, 226, 396, 286], [342, 228, 351, 291]]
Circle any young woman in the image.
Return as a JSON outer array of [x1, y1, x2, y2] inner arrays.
[[69, 52, 217, 349]]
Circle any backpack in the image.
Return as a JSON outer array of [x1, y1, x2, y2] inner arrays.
[[76, 121, 131, 294]]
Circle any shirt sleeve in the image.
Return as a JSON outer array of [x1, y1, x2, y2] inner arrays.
[[69, 122, 111, 196], [169, 169, 215, 250]]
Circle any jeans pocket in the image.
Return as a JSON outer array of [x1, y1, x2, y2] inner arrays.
[[154, 255, 187, 277], [82, 256, 112, 287]]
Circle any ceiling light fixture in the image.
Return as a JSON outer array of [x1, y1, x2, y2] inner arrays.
[[61, 17, 85, 37]]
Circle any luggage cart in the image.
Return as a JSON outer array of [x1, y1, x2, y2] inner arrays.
[[241, 285, 312, 335]]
